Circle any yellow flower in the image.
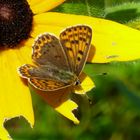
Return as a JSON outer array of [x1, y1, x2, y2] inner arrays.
[[0, 0, 140, 139]]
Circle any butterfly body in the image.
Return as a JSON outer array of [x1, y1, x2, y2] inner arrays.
[[18, 25, 92, 91]]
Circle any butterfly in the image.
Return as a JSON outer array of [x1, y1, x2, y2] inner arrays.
[[18, 25, 92, 91]]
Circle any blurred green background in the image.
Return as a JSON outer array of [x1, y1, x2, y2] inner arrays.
[[5, 0, 140, 139]]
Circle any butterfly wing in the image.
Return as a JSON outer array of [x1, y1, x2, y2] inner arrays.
[[29, 78, 68, 91], [18, 64, 72, 91], [60, 25, 92, 76], [18, 64, 37, 78], [18, 64, 51, 79], [18, 25, 92, 91], [32, 33, 70, 71]]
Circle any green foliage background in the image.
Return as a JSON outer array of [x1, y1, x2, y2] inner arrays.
[[5, 0, 140, 139]]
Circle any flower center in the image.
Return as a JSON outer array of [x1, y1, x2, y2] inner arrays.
[[0, 0, 33, 47], [0, 4, 12, 20]]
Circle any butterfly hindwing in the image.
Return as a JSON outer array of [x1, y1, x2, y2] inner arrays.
[[29, 78, 68, 91], [18, 64, 37, 78], [18, 64, 73, 91], [32, 33, 69, 71], [60, 25, 92, 76], [18, 64, 51, 79]]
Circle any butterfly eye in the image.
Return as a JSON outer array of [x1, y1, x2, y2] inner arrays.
[[75, 80, 81, 86]]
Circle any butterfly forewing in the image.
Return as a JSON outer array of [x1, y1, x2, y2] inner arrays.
[[60, 25, 92, 76], [32, 33, 70, 71]]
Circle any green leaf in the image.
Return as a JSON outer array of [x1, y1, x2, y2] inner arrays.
[[52, 0, 105, 18], [84, 60, 140, 92], [105, 2, 140, 23], [126, 19, 140, 30], [53, 0, 140, 29]]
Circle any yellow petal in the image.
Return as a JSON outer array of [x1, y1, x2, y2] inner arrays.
[[0, 44, 34, 139], [34, 12, 140, 63], [31, 0, 66, 14], [27, 0, 43, 7], [0, 121, 10, 140], [55, 99, 79, 124], [21, 37, 34, 48], [34, 87, 79, 124], [74, 73, 95, 94], [31, 24, 63, 38]]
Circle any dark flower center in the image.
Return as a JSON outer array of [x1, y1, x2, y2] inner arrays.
[[0, 5, 12, 20], [0, 0, 33, 47]]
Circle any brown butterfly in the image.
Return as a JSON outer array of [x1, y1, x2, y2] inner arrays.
[[18, 25, 92, 91]]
